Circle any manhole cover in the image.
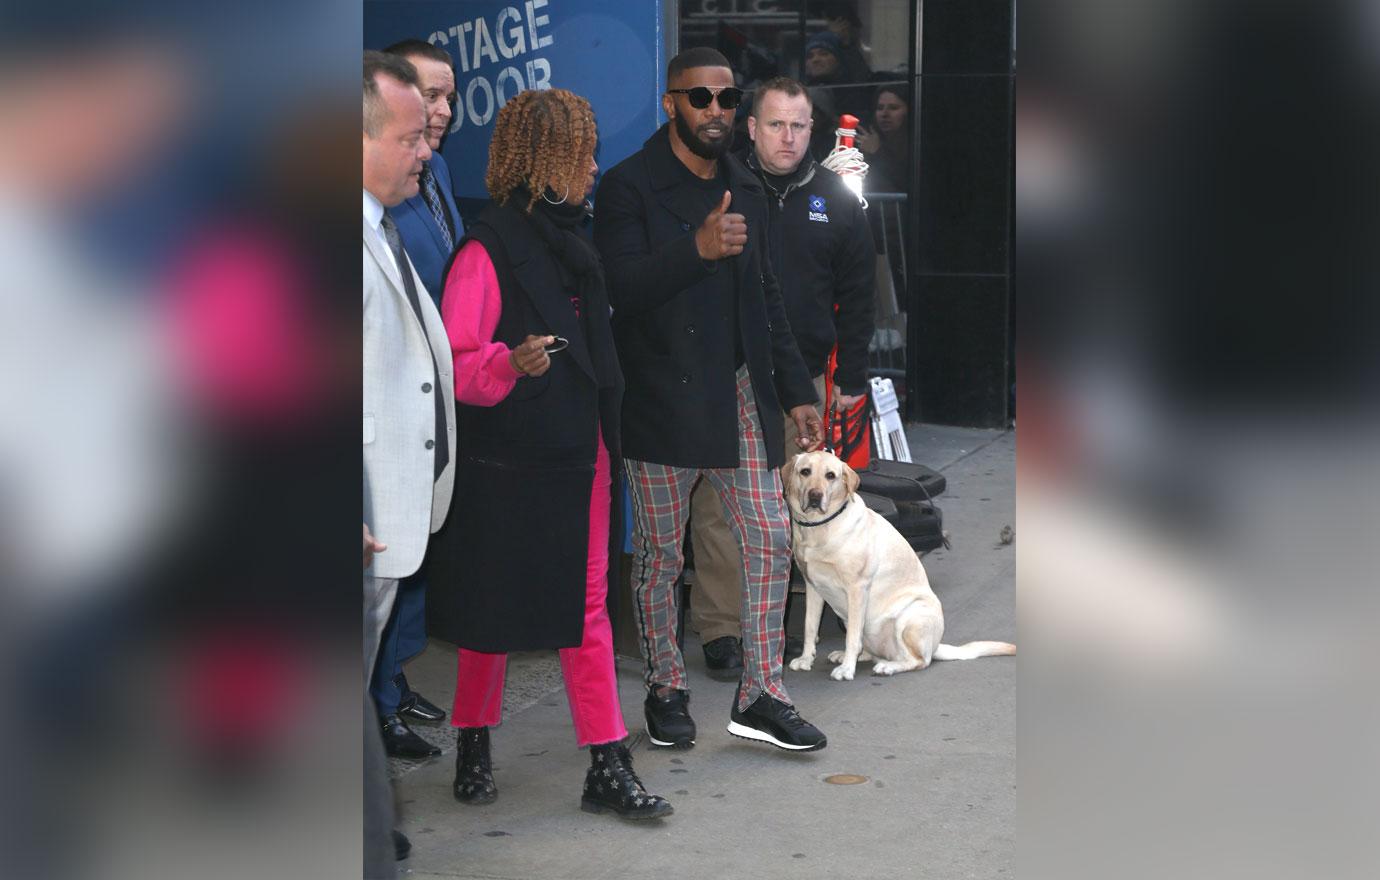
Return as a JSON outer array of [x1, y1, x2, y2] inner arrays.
[[823, 774, 869, 785]]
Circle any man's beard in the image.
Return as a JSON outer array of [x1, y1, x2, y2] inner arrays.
[[674, 111, 734, 160]]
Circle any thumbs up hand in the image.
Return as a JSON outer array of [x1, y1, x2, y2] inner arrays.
[[695, 190, 748, 261]]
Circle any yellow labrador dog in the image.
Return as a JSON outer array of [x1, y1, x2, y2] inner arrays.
[[783, 451, 1015, 680]]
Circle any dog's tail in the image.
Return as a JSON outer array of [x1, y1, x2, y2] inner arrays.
[[932, 641, 1017, 661]]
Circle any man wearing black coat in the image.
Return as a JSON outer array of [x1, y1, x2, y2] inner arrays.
[[594, 47, 828, 753], [690, 76, 877, 675]]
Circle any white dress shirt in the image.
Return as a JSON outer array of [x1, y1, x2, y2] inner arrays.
[[362, 189, 402, 279]]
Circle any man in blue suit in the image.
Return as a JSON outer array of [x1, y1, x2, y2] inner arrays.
[[385, 39, 465, 303], [374, 39, 466, 759]]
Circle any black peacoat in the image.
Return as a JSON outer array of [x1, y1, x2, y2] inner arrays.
[[426, 201, 624, 653], [593, 124, 818, 470]]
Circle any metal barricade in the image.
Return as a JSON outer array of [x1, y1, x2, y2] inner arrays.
[[864, 192, 907, 408]]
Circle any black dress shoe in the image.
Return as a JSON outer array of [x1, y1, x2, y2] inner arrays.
[[701, 635, 744, 682], [398, 689, 447, 723], [380, 713, 441, 759], [393, 829, 411, 861]]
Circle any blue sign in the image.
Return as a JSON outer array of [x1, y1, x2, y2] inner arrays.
[[365, 1, 667, 200]]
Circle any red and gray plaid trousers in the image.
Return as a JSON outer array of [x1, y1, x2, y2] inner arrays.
[[625, 366, 792, 711]]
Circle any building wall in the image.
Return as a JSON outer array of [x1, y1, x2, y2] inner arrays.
[[910, 0, 1015, 426]]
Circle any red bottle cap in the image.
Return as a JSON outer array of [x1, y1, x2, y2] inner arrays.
[[837, 114, 859, 148]]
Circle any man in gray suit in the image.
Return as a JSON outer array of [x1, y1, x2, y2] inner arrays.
[[370, 38, 466, 757], [362, 50, 457, 684]]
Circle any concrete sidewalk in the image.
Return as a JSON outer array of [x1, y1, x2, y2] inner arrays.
[[390, 425, 1015, 880]]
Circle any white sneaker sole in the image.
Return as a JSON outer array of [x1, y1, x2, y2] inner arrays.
[[725, 720, 827, 751], [646, 729, 695, 749]]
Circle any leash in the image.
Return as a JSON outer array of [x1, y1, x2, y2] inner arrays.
[[822, 346, 871, 465]]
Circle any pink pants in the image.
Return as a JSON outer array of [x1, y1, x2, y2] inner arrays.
[[451, 433, 628, 747]]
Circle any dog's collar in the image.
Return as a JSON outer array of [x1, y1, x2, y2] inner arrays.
[[794, 497, 851, 528]]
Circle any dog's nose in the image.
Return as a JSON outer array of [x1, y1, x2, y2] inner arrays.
[[807, 489, 824, 507]]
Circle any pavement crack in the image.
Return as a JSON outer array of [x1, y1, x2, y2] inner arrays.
[[935, 428, 1013, 473]]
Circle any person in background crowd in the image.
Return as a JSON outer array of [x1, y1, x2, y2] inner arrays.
[[856, 83, 912, 193], [819, 0, 872, 84], [801, 30, 872, 161], [594, 47, 828, 754], [427, 88, 672, 821], [856, 82, 912, 299], [368, 37, 466, 761], [692, 76, 876, 676]]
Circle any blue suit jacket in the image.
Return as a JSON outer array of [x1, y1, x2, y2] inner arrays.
[[389, 150, 463, 304]]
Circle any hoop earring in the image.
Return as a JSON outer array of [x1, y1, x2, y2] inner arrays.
[[542, 184, 570, 205]]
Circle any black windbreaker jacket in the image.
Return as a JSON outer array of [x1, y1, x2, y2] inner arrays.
[[748, 153, 876, 396]]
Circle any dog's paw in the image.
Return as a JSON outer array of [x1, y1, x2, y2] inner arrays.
[[871, 661, 903, 676], [827, 650, 847, 664], [788, 655, 815, 672], [830, 664, 856, 681]]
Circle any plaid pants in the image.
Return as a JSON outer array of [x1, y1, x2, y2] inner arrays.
[[625, 366, 792, 711]]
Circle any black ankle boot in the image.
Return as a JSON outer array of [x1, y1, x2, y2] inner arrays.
[[453, 727, 497, 805], [580, 743, 673, 820]]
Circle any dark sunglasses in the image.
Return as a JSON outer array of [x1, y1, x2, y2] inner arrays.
[[667, 86, 745, 110]]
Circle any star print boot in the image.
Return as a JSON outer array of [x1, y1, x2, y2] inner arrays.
[[580, 742, 673, 820], [453, 727, 497, 805]]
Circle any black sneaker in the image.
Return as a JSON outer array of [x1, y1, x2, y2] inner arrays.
[[702, 636, 744, 682], [644, 687, 696, 749], [727, 694, 828, 752]]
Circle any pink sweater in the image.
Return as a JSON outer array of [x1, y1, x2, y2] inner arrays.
[[440, 241, 525, 407]]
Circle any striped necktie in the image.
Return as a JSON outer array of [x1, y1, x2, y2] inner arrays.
[[419, 164, 455, 253]]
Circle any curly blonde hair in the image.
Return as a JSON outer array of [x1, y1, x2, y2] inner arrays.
[[485, 88, 597, 212]]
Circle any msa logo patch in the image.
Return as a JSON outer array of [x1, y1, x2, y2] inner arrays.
[[808, 195, 829, 223]]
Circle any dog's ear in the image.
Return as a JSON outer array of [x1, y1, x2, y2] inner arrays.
[[781, 453, 800, 494], [843, 462, 860, 497]]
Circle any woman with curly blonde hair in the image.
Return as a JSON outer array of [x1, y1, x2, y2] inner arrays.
[[427, 88, 671, 820]]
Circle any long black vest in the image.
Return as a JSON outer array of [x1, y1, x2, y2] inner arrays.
[[427, 202, 624, 652]]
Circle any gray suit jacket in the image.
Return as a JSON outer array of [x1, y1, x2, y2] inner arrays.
[[363, 216, 456, 580]]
